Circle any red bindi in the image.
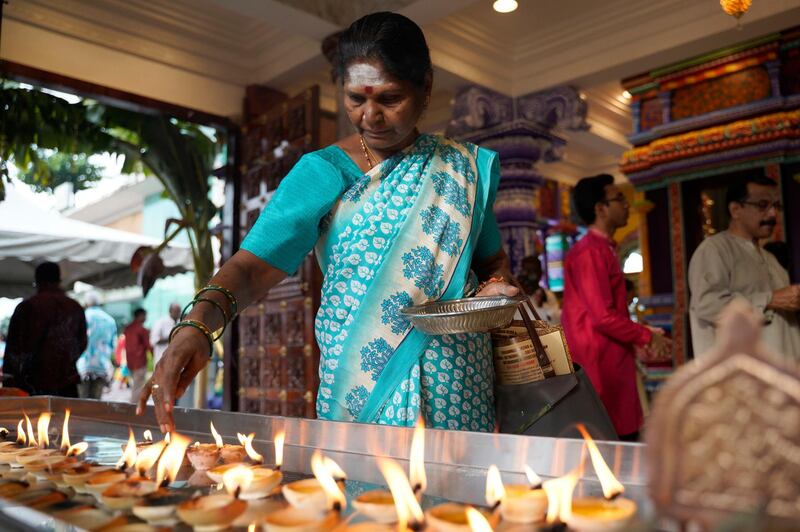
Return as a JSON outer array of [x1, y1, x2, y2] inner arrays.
[[364, 86, 373, 94]]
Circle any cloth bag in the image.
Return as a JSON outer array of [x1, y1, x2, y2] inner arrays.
[[491, 299, 572, 383], [492, 300, 616, 439], [495, 364, 618, 439]]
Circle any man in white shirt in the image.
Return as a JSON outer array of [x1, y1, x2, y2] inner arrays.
[[688, 176, 800, 359], [150, 303, 181, 367]]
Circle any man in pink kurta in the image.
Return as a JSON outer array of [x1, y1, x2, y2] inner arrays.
[[562, 175, 669, 439]]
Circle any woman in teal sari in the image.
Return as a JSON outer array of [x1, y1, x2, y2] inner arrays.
[[138, 12, 519, 434]]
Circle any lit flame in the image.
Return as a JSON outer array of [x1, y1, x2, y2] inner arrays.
[[61, 410, 71, 451], [576, 424, 624, 499], [16, 420, 26, 446], [24, 413, 37, 447], [377, 457, 423, 531], [409, 417, 426, 493], [524, 465, 543, 488], [164, 432, 171, 444], [223, 465, 253, 497], [466, 506, 493, 532], [485, 465, 505, 508], [116, 428, 138, 469], [237, 433, 263, 464], [210, 422, 223, 449], [273, 430, 285, 469], [37, 412, 51, 449], [135, 441, 167, 478], [324, 456, 347, 483], [66, 442, 88, 457], [311, 451, 346, 511], [543, 468, 579, 523], [143, 430, 153, 442], [156, 432, 191, 487]]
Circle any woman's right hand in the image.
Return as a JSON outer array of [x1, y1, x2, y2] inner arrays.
[[135, 327, 209, 433]]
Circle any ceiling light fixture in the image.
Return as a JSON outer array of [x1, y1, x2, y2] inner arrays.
[[720, 0, 752, 28], [493, 0, 518, 14]]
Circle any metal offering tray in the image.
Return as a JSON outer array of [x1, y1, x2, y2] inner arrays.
[[400, 295, 523, 334]]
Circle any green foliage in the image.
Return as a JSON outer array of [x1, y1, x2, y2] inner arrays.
[[18, 151, 104, 193], [1, 81, 224, 289]]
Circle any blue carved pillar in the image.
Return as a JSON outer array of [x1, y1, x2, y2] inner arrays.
[[446, 86, 588, 275]]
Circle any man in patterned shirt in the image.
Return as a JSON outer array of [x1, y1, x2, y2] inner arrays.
[[77, 293, 117, 399]]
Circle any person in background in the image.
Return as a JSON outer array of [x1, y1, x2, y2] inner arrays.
[[520, 254, 561, 323], [124, 308, 152, 403], [562, 175, 670, 441], [150, 303, 181, 367], [689, 176, 800, 358], [150, 303, 196, 408], [76, 293, 117, 399], [3, 262, 87, 396]]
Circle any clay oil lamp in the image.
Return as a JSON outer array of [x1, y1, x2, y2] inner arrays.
[[542, 467, 580, 528], [52, 505, 127, 531], [13, 413, 61, 468], [281, 451, 345, 513], [426, 464, 502, 532], [0, 479, 30, 498], [58, 408, 90, 458], [132, 488, 194, 527], [564, 424, 637, 531], [353, 419, 425, 524], [465, 506, 494, 532], [62, 463, 116, 492], [1, 415, 44, 467], [499, 465, 548, 524], [187, 421, 224, 471], [176, 464, 249, 531], [206, 430, 266, 483], [376, 457, 425, 532], [217, 424, 247, 464], [265, 451, 344, 532], [234, 431, 283, 500], [11, 487, 68, 510], [100, 449, 162, 511], [83, 427, 137, 498]]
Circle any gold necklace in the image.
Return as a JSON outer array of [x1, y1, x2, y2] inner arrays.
[[359, 135, 376, 169]]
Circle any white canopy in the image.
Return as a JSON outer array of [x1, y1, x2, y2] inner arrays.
[[0, 185, 194, 298]]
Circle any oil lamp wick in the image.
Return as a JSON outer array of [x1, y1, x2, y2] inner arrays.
[[491, 500, 501, 512], [412, 483, 422, 495], [606, 490, 622, 501], [234, 486, 242, 499], [530, 482, 543, 490], [408, 518, 425, 531]]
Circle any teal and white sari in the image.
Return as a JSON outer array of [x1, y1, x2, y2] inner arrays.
[[242, 134, 501, 431]]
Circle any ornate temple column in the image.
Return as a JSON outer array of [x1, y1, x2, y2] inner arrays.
[[446, 86, 588, 274]]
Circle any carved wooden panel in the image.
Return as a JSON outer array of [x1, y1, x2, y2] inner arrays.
[[238, 85, 322, 419]]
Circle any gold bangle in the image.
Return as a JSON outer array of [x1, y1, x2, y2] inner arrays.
[[198, 285, 238, 317], [170, 320, 215, 357]]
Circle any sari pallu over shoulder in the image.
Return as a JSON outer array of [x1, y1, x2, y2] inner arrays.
[[313, 134, 496, 425]]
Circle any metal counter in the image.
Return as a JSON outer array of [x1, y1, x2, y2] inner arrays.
[[0, 397, 652, 529]]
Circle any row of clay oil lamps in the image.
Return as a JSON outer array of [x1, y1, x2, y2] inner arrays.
[[0, 411, 636, 531]]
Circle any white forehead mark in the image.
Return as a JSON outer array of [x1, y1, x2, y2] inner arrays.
[[346, 63, 387, 87]]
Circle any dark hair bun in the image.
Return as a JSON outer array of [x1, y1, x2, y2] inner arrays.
[[338, 12, 432, 89]]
